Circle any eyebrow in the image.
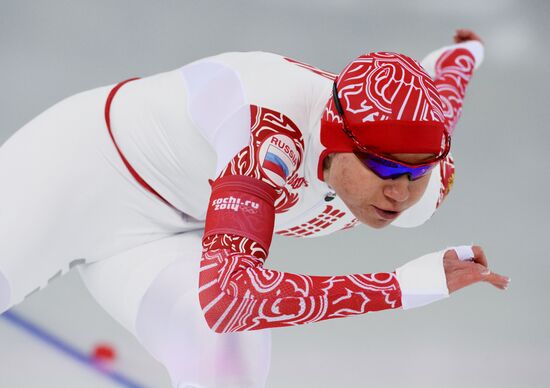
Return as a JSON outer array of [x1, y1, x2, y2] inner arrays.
[[387, 154, 437, 163]]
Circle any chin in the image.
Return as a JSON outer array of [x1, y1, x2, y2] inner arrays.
[[358, 215, 392, 229], [366, 220, 392, 229]]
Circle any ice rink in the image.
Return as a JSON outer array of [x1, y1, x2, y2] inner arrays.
[[1, 1, 548, 387]]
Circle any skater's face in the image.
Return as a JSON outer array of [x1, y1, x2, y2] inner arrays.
[[324, 153, 434, 229]]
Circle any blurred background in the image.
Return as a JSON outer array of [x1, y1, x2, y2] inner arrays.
[[0, 0, 548, 387]]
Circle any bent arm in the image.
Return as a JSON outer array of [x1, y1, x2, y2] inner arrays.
[[198, 106, 407, 332]]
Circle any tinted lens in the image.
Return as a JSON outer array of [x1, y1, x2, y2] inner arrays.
[[356, 152, 435, 181]]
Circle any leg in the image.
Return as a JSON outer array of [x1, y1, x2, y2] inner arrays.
[[79, 232, 271, 388], [0, 85, 186, 313]]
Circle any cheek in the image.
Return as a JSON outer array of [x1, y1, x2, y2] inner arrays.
[[336, 164, 362, 196], [333, 159, 381, 206], [409, 173, 432, 203], [338, 166, 361, 197]]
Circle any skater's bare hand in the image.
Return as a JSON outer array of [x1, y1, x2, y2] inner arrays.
[[454, 28, 483, 44], [444, 246, 509, 293]]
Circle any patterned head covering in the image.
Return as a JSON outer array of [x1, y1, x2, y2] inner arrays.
[[321, 52, 449, 156]]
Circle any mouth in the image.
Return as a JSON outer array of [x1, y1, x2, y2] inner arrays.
[[372, 205, 402, 221]]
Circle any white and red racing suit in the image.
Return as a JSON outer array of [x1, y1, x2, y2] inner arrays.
[[0, 39, 482, 388], [103, 41, 484, 333]]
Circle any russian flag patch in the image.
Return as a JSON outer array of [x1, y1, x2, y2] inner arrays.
[[262, 146, 290, 180], [259, 135, 300, 187]]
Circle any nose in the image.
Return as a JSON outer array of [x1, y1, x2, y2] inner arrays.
[[383, 174, 410, 203]]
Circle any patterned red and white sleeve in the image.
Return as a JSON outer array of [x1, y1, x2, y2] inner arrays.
[[200, 105, 402, 333], [421, 40, 484, 208], [422, 40, 483, 135]]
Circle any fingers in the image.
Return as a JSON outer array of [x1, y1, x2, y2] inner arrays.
[[464, 262, 489, 283], [446, 262, 488, 293], [445, 245, 484, 266], [466, 246, 509, 289], [444, 245, 509, 293], [471, 245, 488, 267], [445, 257, 510, 293], [482, 271, 511, 290], [445, 245, 487, 266], [453, 29, 483, 44], [444, 248, 459, 262]]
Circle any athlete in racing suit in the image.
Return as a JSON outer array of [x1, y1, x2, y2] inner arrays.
[[0, 30, 508, 387]]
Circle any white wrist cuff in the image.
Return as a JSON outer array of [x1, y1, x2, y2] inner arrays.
[[396, 250, 449, 310]]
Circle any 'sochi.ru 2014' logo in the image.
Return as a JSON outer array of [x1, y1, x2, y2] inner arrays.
[[212, 196, 259, 213]]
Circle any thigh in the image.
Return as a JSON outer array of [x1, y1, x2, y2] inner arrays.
[[80, 231, 271, 388], [0, 87, 185, 311]]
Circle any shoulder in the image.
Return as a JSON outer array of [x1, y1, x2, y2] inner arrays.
[[217, 105, 305, 190]]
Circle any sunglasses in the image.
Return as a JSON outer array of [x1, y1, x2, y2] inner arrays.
[[353, 150, 436, 181]]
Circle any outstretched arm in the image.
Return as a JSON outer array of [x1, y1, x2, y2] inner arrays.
[[422, 29, 484, 135], [392, 30, 484, 226], [422, 29, 485, 208]]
